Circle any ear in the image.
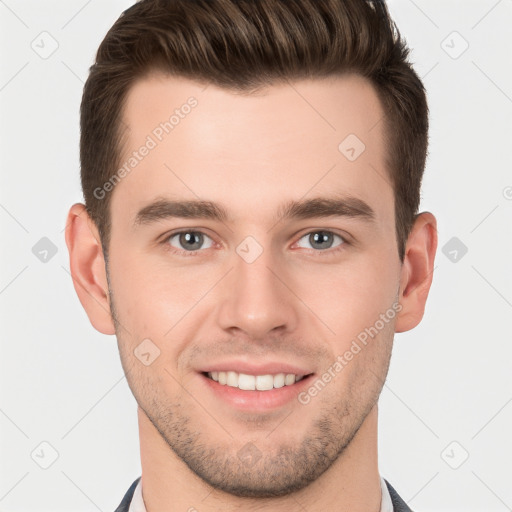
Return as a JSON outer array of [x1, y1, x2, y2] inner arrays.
[[64, 203, 116, 335], [395, 211, 438, 333]]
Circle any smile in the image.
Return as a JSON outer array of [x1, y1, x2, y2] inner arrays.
[[206, 371, 305, 391]]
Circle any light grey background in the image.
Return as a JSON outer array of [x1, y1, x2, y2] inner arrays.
[[1, 1, 511, 511]]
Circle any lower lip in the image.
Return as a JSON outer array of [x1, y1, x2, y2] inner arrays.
[[200, 373, 314, 411]]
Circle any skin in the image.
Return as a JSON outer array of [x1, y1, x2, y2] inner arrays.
[[65, 72, 437, 511]]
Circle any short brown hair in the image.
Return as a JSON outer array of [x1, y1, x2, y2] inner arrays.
[[80, 0, 428, 262]]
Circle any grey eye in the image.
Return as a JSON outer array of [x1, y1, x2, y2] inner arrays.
[[296, 231, 344, 251], [168, 231, 214, 251]]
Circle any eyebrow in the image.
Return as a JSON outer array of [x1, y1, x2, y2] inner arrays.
[[133, 194, 376, 227]]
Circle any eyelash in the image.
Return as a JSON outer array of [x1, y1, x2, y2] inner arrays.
[[159, 229, 349, 257]]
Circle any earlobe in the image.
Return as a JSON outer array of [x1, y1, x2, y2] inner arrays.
[[64, 203, 116, 335], [395, 212, 438, 333]]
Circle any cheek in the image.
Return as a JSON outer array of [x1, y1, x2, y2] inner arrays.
[[108, 251, 215, 354], [294, 251, 400, 343], [109, 250, 170, 314]]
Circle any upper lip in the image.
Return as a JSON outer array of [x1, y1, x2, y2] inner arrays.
[[198, 360, 314, 376]]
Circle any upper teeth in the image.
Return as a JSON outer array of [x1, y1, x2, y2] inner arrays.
[[208, 371, 304, 391]]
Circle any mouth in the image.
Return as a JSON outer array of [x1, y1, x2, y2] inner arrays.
[[199, 369, 315, 411], [203, 370, 309, 391]]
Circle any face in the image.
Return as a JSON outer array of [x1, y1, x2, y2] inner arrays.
[[106, 73, 402, 497]]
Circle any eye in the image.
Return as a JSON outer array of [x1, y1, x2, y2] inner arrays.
[[294, 230, 346, 253], [165, 230, 214, 253]]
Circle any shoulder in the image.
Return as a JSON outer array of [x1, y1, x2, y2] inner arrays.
[[114, 476, 141, 512], [384, 479, 415, 512]]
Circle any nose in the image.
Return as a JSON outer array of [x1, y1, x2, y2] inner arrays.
[[216, 243, 300, 341]]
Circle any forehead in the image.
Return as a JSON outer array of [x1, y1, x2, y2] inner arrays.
[[112, 72, 393, 230], [121, 72, 385, 153]]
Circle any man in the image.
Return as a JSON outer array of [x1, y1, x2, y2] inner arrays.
[[65, 0, 437, 510]]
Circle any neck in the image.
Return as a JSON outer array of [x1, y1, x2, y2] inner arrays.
[[138, 404, 382, 512]]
